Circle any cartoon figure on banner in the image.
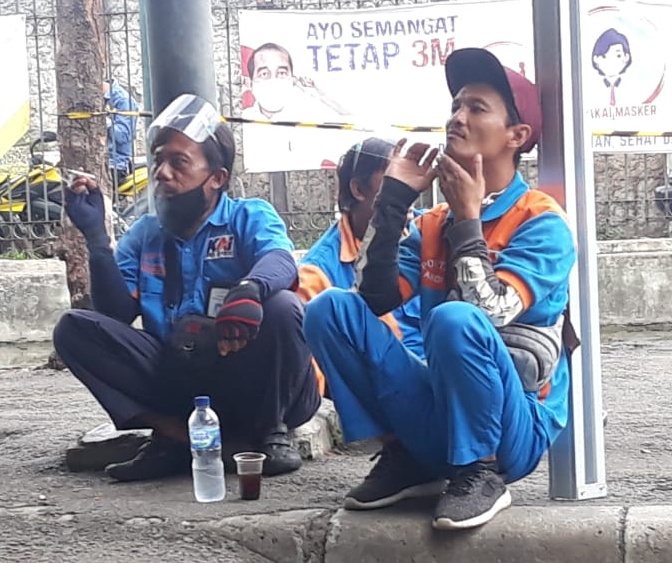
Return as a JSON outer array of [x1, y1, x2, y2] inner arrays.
[[591, 28, 632, 107], [587, 6, 665, 114], [239, 42, 355, 172]]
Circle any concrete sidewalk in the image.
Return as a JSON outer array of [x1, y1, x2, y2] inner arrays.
[[171, 505, 670, 563], [1, 329, 672, 562], [2, 499, 671, 562]]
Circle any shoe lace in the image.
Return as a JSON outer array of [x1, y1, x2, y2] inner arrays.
[[447, 466, 491, 496], [365, 444, 401, 481]]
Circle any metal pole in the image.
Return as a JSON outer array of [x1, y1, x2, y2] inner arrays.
[[140, 0, 216, 214], [142, 0, 217, 116], [138, 0, 153, 130], [138, 0, 155, 213], [534, 0, 607, 501]]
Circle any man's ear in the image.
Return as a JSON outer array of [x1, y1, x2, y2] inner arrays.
[[211, 168, 229, 190], [508, 124, 532, 152], [349, 177, 367, 203]]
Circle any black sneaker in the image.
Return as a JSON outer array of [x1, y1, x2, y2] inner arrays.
[[344, 440, 446, 510], [259, 424, 302, 477], [105, 436, 191, 482], [432, 461, 512, 530]]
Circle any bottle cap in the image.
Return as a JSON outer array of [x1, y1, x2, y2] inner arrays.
[[194, 395, 210, 408]]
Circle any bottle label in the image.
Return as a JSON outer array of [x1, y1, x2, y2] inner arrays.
[[189, 427, 222, 450]]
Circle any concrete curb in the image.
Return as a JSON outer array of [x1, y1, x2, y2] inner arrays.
[[326, 506, 624, 563], [0, 259, 69, 343], [181, 505, 672, 563]]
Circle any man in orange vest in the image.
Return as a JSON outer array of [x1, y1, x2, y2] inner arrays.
[[304, 48, 577, 530]]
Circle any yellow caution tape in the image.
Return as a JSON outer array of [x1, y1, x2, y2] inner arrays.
[[58, 109, 672, 137], [59, 108, 445, 132], [593, 131, 672, 137]]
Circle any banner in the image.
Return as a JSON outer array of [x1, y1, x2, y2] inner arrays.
[[585, 1, 671, 138], [0, 15, 29, 159], [592, 135, 672, 154], [238, 0, 534, 172], [237, 0, 672, 172]]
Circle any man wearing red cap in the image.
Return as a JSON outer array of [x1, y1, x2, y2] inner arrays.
[[303, 48, 577, 529]]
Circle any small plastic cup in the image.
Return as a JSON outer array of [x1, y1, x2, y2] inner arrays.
[[233, 452, 267, 500]]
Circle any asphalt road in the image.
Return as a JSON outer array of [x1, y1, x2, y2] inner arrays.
[[0, 329, 670, 561]]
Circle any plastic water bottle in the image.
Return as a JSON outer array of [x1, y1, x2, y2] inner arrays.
[[188, 396, 225, 502]]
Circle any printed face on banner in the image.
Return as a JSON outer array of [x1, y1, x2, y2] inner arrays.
[[248, 47, 295, 114], [237, 0, 535, 173]]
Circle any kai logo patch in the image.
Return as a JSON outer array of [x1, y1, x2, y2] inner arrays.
[[205, 234, 235, 260]]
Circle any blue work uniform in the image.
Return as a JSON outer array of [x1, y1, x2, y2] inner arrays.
[[116, 194, 293, 342], [53, 192, 320, 440], [105, 80, 138, 176], [304, 173, 576, 483], [298, 214, 424, 359]]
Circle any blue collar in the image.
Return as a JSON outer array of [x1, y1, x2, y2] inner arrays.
[[481, 172, 529, 222], [206, 191, 232, 227]]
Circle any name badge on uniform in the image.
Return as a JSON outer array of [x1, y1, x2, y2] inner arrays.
[[205, 234, 235, 260], [207, 287, 230, 318]]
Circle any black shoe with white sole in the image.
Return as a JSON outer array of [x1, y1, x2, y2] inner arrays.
[[344, 440, 446, 510], [105, 436, 190, 482], [432, 461, 512, 530]]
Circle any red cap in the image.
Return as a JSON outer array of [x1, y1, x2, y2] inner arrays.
[[445, 48, 542, 154]]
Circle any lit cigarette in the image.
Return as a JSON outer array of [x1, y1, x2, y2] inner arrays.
[[63, 168, 96, 181]]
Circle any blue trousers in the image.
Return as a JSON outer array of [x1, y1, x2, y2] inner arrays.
[[54, 290, 320, 443], [304, 289, 552, 483]]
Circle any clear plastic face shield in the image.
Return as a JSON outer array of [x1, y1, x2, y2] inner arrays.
[[147, 93, 221, 148], [146, 94, 225, 216]]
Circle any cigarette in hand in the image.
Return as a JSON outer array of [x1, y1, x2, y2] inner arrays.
[[63, 168, 96, 181]]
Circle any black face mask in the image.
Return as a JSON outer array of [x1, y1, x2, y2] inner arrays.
[[155, 179, 210, 236]]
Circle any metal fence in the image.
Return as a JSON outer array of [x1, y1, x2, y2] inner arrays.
[[0, 0, 670, 256]]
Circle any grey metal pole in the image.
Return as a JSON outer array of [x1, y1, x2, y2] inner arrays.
[[139, 0, 153, 129], [143, 0, 217, 116], [139, 0, 155, 213], [533, 0, 607, 501]]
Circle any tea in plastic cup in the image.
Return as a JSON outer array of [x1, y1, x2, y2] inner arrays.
[[232, 452, 267, 500]]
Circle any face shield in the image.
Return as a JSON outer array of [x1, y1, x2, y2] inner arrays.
[[147, 93, 221, 148]]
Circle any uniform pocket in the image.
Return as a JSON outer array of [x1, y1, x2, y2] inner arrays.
[[140, 274, 165, 295]]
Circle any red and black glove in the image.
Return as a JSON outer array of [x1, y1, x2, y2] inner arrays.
[[215, 280, 263, 342]]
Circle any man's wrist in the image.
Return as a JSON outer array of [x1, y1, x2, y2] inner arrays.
[[378, 177, 420, 211], [85, 229, 111, 252], [451, 205, 481, 222], [443, 218, 484, 259], [226, 279, 262, 304]]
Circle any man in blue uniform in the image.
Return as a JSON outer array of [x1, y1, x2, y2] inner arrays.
[[304, 48, 577, 529], [297, 138, 424, 396], [55, 94, 320, 481], [103, 79, 138, 187]]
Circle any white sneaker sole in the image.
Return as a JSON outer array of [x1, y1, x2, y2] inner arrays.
[[343, 479, 447, 510], [432, 488, 513, 530]]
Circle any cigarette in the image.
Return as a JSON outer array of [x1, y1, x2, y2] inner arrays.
[[63, 168, 96, 181]]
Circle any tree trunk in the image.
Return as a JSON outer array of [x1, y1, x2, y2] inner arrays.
[[55, 0, 110, 309]]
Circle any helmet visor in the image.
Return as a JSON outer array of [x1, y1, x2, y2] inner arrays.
[[147, 94, 221, 148]]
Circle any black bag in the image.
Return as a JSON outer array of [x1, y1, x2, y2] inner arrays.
[[498, 316, 564, 393], [167, 314, 219, 371]]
